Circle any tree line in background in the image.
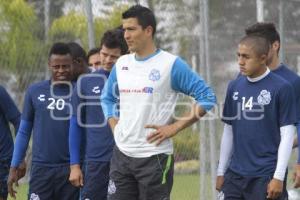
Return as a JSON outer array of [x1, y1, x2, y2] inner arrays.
[[0, 0, 126, 97], [1, 0, 300, 101]]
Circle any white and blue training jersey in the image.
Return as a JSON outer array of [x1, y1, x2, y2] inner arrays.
[[101, 49, 216, 157]]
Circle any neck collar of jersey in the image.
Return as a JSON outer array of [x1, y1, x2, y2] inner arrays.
[[247, 67, 270, 82], [134, 49, 161, 61]]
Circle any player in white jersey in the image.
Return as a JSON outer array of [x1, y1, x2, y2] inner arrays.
[[101, 5, 216, 200]]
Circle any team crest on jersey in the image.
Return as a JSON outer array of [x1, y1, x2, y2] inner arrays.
[[149, 69, 160, 81], [92, 86, 100, 94], [108, 179, 116, 195], [30, 193, 40, 200], [257, 90, 271, 105], [37, 94, 45, 102], [232, 92, 239, 100], [217, 191, 225, 200]]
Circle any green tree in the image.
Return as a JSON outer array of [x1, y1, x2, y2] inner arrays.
[[0, 0, 45, 92], [49, 5, 127, 50]]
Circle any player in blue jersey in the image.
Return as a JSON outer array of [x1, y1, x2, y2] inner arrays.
[[101, 5, 216, 200], [7, 42, 79, 200], [0, 86, 21, 200], [68, 28, 128, 200], [68, 42, 89, 81], [87, 47, 101, 72], [244, 22, 300, 188], [216, 35, 297, 200]]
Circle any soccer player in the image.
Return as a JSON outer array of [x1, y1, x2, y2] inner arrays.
[[98, 29, 127, 71], [0, 86, 21, 200], [101, 5, 216, 200], [87, 47, 101, 72], [68, 28, 128, 199], [67, 42, 89, 81], [216, 35, 296, 200], [244, 22, 300, 188], [7, 42, 79, 199]]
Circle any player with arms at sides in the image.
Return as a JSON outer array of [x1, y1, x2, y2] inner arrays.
[[245, 22, 300, 188], [216, 35, 297, 200], [101, 5, 216, 200], [68, 42, 90, 81], [0, 85, 23, 200], [68, 28, 128, 200], [7, 42, 79, 200]]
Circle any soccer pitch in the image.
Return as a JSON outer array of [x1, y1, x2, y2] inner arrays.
[[8, 174, 200, 200], [7, 173, 300, 199]]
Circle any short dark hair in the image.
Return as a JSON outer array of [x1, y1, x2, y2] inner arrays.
[[239, 35, 270, 56], [245, 22, 280, 44], [100, 28, 128, 55], [122, 5, 156, 36], [67, 42, 88, 63], [48, 42, 71, 58], [87, 47, 100, 61]]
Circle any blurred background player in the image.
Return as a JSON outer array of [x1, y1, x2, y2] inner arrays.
[[98, 28, 127, 71], [244, 22, 300, 188], [216, 35, 296, 200], [101, 5, 216, 200], [68, 28, 127, 200], [68, 42, 89, 81], [0, 85, 22, 200], [7, 42, 79, 200], [87, 47, 101, 72]]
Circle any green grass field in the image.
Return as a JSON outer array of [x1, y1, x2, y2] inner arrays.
[[8, 174, 199, 200], [7, 183, 28, 200], [9, 173, 299, 200]]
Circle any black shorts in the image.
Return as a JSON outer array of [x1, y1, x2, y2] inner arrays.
[[29, 164, 79, 200], [220, 170, 288, 200], [81, 161, 110, 200], [108, 147, 174, 200]]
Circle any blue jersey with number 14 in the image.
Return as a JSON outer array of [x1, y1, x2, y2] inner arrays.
[[222, 72, 297, 177]]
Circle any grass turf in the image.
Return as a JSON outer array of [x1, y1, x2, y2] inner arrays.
[[8, 174, 200, 200]]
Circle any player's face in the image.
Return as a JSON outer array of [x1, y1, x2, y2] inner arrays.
[[237, 43, 267, 78], [100, 45, 121, 71], [88, 53, 101, 70], [123, 17, 152, 53], [48, 54, 72, 82]]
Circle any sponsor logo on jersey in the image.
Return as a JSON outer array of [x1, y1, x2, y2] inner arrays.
[[120, 87, 154, 94], [37, 94, 46, 102], [232, 92, 239, 100], [92, 86, 100, 94], [142, 87, 154, 94]]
